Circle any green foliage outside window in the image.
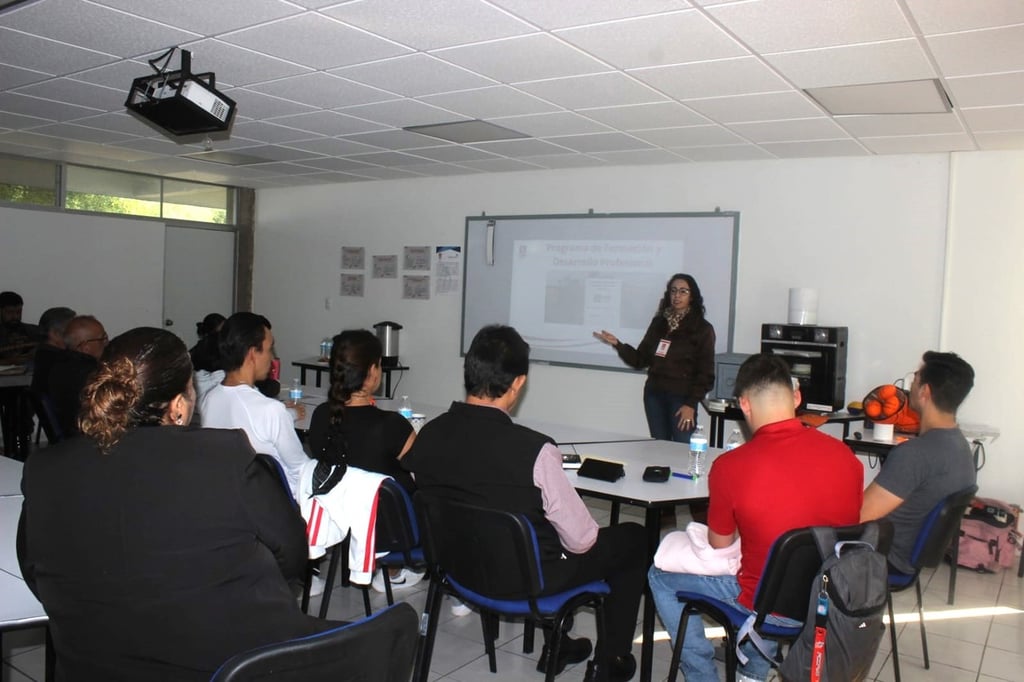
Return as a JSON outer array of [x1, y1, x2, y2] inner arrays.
[[0, 183, 56, 207]]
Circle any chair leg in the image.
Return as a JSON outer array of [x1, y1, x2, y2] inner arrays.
[[317, 544, 343, 619], [668, 609, 689, 682], [522, 619, 535, 654], [915, 580, 929, 669], [480, 612, 498, 673], [300, 560, 314, 613], [948, 522, 961, 605], [542, 617, 564, 682], [412, 579, 444, 682], [887, 592, 901, 682], [383, 568, 395, 606], [361, 586, 372, 617]]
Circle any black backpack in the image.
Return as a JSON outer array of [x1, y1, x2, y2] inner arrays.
[[740, 524, 889, 682]]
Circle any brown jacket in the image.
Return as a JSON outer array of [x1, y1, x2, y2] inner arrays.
[[615, 314, 716, 408]]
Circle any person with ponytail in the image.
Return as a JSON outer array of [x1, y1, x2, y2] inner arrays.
[[17, 327, 332, 681]]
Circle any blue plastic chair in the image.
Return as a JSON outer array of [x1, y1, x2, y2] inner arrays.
[[886, 485, 977, 682], [413, 493, 609, 682]]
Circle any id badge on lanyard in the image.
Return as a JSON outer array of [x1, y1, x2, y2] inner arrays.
[[655, 339, 671, 358]]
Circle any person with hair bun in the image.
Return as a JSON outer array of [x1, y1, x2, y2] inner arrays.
[[17, 327, 331, 681], [306, 329, 420, 593]]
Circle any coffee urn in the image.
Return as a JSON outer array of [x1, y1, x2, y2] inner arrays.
[[374, 321, 402, 367]]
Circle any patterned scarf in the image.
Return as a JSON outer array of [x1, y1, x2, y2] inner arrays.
[[663, 307, 688, 333]]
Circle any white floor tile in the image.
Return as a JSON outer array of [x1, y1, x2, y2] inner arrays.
[[987, 622, 1024, 653], [979, 646, 1024, 680]]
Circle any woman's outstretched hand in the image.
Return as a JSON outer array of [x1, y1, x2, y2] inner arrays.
[[593, 330, 619, 346]]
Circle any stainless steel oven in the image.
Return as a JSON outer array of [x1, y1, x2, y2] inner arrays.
[[760, 324, 848, 412]]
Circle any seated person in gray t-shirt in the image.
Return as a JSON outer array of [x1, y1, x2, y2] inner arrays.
[[860, 351, 977, 573]]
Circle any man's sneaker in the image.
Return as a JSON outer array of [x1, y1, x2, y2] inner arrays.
[[370, 567, 425, 593], [449, 599, 472, 617], [536, 634, 593, 675]]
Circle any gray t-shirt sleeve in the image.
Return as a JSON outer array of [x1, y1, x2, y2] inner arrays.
[[873, 437, 929, 500]]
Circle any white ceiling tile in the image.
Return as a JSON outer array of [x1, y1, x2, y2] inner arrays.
[[946, 72, 1024, 108], [264, 110, 386, 136], [556, 10, 747, 69], [859, 133, 975, 154], [765, 40, 935, 89], [1, 0, 200, 58], [337, 99, 465, 128], [322, 0, 535, 50], [73, 112, 160, 136], [231, 120, 323, 143], [457, 157, 542, 172], [434, 34, 608, 83], [905, 0, 1024, 35], [836, 112, 964, 137], [683, 91, 823, 123], [221, 88, 318, 120], [0, 27, 114, 74], [90, 0, 303, 35], [488, 0, 689, 30], [928, 26, 1024, 77], [343, 130, 448, 150], [728, 117, 850, 142], [107, 136, 193, 155], [226, 144, 325, 162], [281, 137, 380, 157], [0, 111, 51, 130], [331, 54, 495, 97], [29, 122, 138, 144], [581, 102, 707, 130], [589, 148, 688, 165], [517, 72, 666, 109], [706, 0, 913, 53], [222, 13, 410, 70], [673, 144, 775, 162], [347, 166, 425, 179], [518, 153, 606, 169], [286, 156, 380, 172], [247, 73, 395, 109], [490, 112, 610, 137], [632, 57, 790, 99], [632, 125, 746, 146], [344, 150, 435, 167], [14, 78, 125, 112], [760, 139, 870, 157], [420, 86, 559, 119], [975, 131, 1024, 150], [469, 138, 573, 157], [962, 106, 1024, 132], [0, 64, 51, 90], [402, 146, 501, 163], [543, 132, 653, 153], [0, 92, 101, 121], [171, 39, 311, 88]]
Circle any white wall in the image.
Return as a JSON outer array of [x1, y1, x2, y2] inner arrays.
[[254, 154, 950, 442], [943, 151, 1024, 502], [0, 206, 165, 336]]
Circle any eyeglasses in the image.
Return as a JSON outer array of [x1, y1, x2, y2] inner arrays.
[[669, 287, 690, 295], [78, 334, 109, 347]]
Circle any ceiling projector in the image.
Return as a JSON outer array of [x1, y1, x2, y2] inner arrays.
[[125, 48, 236, 138]]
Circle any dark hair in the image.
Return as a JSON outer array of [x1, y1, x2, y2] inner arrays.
[[918, 351, 974, 413], [38, 307, 76, 335], [0, 291, 23, 308], [195, 313, 225, 339], [327, 329, 382, 425], [658, 273, 705, 319], [218, 312, 271, 372], [79, 327, 192, 452], [733, 353, 793, 398], [464, 325, 529, 399]]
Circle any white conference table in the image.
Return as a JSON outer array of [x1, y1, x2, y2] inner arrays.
[[569, 439, 721, 682], [1, 455, 24, 496]]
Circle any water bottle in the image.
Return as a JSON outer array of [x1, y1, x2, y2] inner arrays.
[[688, 424, 708, 478], [398, 395, 413, 419], [725, 428, 744, 451], [319, 339, 329, 360], [289, 378, 303, 403]]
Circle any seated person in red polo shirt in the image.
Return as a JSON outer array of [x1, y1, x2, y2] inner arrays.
[[649, 353, 863, 682]]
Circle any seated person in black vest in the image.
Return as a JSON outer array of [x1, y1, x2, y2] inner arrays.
[[0, 290, 38, 363], [402, 324, 645, 682], [30, 306, 76, 395], [49, 315, 107, 437]]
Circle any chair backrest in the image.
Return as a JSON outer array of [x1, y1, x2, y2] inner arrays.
[[909, 485, 978, 570], [375, 479, 419, 559], [752, 521, 893, 624], [210, 602, 418, 682], [29, 389, 62, 443], [415, 492, 543, 601]]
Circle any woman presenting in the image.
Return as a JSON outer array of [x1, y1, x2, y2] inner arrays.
[[594, 273, 716, 442]]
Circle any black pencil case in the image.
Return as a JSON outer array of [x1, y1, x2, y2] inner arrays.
[[577, 458, 626, 482]]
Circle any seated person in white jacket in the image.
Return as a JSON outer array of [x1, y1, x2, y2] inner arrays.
[[200, 312, 309, 499]]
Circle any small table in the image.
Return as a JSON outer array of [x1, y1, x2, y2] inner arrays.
[[291, 358, 409, 398], [706, 403, 863, 447], [569, 439, 719, 682]]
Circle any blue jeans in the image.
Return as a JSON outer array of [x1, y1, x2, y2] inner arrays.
[[643, 385, 694, 443], [648, 567, 791, 682]]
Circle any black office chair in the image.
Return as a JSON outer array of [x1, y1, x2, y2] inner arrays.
[[29, 390, 61, 445], [667, 521, 893, 682], [310, 479, 424, 618], [413, 493, 610, 682], [210, 602, 418, 682], [886, 485, 977, 682]]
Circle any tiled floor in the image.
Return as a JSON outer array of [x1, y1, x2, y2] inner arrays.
[[5, 499, 1023, 682]]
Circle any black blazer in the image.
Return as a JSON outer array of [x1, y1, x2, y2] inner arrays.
[[17, 426, 328, 681]]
